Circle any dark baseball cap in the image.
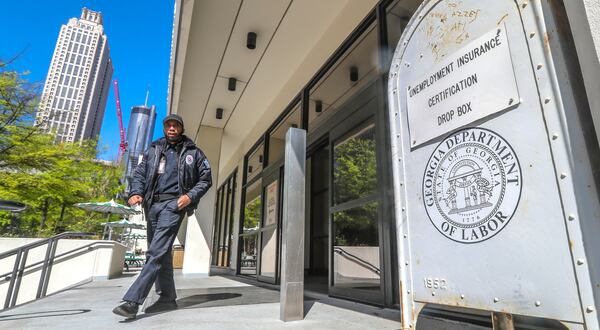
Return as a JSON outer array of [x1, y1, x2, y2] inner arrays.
[[163, 114, 184, 127]]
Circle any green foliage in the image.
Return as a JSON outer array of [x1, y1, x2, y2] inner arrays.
[[333, 133, 377, 204], [243, 196, 261, 231], [0, 60, 40, 165], [0, 59, 123, 237], [333, 201, 378, 246], [332, 127, 378, 247]]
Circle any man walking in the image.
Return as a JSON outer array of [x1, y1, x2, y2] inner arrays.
[[113, 114, 212, 319]]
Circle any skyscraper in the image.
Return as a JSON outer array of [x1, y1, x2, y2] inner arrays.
[[36, 8, 113, 143], [123, 105, 156, 193]]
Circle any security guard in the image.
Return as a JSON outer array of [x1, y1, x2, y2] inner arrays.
[[113, 114, 212, 319]]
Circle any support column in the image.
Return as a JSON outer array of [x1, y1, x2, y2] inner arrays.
[[280, 128, 306, 322], [181, 125, 223, 275], [563, 0, 600, 147]]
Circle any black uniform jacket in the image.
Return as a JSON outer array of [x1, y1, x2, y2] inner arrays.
[[129, 136, 212, 215]]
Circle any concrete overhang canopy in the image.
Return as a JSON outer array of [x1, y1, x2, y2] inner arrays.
[[169, 0, 378, 173]]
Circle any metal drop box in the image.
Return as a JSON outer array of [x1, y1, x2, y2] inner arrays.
[[387, 0, 600, 329]]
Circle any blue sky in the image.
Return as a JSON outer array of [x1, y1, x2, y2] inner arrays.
[[0, 0, 174, 161]]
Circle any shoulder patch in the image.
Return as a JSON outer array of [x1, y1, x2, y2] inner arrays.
[[185, 154, 194, 165]]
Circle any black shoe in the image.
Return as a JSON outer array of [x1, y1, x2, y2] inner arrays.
[[112, 301, 139, 319], [144, 299, 177, 314]]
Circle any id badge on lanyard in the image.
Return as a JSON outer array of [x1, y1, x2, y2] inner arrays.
[[158, 156, 166, 174]]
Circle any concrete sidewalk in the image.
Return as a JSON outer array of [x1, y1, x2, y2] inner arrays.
[[0, 271, 402, 329]]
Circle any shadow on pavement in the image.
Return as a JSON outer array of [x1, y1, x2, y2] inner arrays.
[[303, 300, 315, 318], [0, 309, 91, 321], [119, 291, 245, 323], [178, 292, 241, 308]]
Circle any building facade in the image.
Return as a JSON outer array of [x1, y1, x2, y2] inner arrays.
[[167, 0, 600, 326], [36, 8, 113, 143], [123, 105, 156, 194]]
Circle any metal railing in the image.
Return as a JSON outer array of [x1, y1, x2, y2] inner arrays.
[[333, 247, 381, 275], [0, 232, 94, 309]]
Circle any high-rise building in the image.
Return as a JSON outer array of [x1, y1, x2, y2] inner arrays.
[[123, 105, 156, 193], [36, 8, 113, 143]]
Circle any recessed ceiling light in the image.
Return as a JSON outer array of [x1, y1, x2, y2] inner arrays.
[[350, 66, 359, 82], [247, 32, 257, 49], [228, 77, 237, 91]]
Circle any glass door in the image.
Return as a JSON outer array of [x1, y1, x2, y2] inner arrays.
[[240, 178, 261, 276], [329, 97, 383, 304], [212, 171, 236, 268], [305, 141, 330, 294], [257, 166, 282, 283]]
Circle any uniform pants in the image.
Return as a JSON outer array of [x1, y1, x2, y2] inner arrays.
[[123, 199, 185, 305]]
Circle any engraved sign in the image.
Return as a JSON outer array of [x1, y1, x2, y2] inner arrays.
[[423, 127, 522, 243], [406, 26, 519, 146]]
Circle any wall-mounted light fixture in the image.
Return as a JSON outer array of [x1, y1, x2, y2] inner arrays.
[[228, 77, 237, 91], [315, 100, 323, 113], [216, 108, 223, 119], [258, 155, 263, 163], [247, 32, 257, 49], [350, 66, 359, 82]]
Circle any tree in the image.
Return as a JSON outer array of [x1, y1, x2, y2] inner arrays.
[[0, 58, 43, 170], [0, 139, 123, 236], [332, 127, 379, 246], [0, 59, 123, 237]]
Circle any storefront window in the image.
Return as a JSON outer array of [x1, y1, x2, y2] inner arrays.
[[385, 0, 422, 68], [260, 228, 277, 278], [240, 178, 262, 276], [308, 22, 378, 133], [332, 201, 380, 290], [330, 118, 381, 298], [268, 103, 301, 164], [259, 179, 279, 279], [333, 122, 377, 205], [240, 235, 258, 275], [243, 179, 262, 232], [246, 144, 264, 182], [211, 171, 236, 268]]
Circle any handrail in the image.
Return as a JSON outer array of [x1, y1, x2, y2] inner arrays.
[[333, 246, 381, 275], [0, 232, 91, 259], [0, 241, 115, 279], [0, 232, 94, 309]]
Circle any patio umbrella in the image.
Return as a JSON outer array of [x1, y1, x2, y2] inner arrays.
[[75, 199, 141, 240], [101, 219, 145, 228], [74, 199, 141, 215], [0, 199, 27, 212], [100, 219, 145, 240], [128, 233, 147, 251]]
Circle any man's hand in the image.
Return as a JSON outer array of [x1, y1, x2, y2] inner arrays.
[[128, 195, 143, 206], [177, 194, 192, 210]]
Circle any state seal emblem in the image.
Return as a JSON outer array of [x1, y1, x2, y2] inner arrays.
[[422, 127, 522, 243]]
